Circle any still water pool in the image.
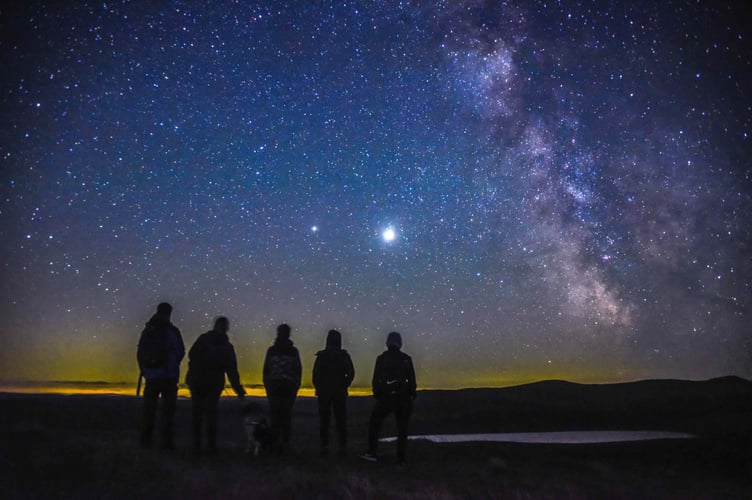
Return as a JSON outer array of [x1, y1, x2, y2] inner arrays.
[[383, 430, 694, 444]]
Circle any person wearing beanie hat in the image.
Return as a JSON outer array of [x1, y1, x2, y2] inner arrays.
[[313, 329, 355, 456], [263, 323, 302, 454], [360, 331, 417, 464]]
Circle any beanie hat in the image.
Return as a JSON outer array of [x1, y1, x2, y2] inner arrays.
[[214, 316, 229, 332]]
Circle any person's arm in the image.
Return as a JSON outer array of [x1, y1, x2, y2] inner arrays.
[[312, 355, 321, 393], [293, 349, 302, 389], [226, 345, 245, 397], [344, 352, 355, 388], [372, 355, 383, 399], [262, 349, 270, 388], [187, 335, 200, 362], [136, 328, 146, 372], [175, 327, 186, 362], [407, 356, 417, 399]]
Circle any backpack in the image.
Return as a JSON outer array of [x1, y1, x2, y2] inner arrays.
[[138, 323, 169, 371], [266, 354, 297, 383]]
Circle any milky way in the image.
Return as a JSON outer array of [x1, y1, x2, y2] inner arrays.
[[1, 1, 750, 388]]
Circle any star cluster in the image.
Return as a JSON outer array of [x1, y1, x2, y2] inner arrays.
[[1, 1, 750, 388]]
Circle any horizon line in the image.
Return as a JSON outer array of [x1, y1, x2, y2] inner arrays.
[[0, 374, 747, 391]]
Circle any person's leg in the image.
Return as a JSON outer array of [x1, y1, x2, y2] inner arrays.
[[267, 391, 282, 452], [205, 391, 221, 453], [318, 394, 332, 453], [280, 389, 296, 449], [395, 399, 413, 463], [140, 378, 159, 448], [191, 391, 205, 452], [160, 379, 178, 450], [333, 394, 347, 453], [367, 399, 392, 455]]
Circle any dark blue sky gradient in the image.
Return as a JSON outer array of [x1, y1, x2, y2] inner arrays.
[[1, 1, 750, 388]]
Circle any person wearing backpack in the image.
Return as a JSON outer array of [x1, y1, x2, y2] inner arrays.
[[312, 329, 355, 457], [262, 323, 302, 454], [185, 316, 246, 455], [360, 331, 416, 464], [136, 302, 185, 450]]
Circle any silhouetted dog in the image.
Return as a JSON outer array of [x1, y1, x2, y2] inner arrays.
[[242, 402, 272, 456]]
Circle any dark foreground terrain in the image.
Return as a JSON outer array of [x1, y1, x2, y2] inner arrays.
[[2, 377, 751, 499]]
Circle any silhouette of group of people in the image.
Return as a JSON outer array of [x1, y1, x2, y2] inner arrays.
[[136, 302, 417, 463]]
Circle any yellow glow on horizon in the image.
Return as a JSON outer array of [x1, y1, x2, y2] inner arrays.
[[1, 324, 652, 393], [0, 383, 374, 398], [0, 373, 645, 398]]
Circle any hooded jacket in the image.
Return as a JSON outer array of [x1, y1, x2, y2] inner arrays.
[[263, 338, 302, 391], [312, 331, 355, 397], [137, 314, 185, 380], [372, 347, 416, 400], [185, 329, 245, 396]]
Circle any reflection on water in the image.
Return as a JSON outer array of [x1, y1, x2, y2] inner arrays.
[[0, 382, 372, 398], [382, 431, 695, 444]]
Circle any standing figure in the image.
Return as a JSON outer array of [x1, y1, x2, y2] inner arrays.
[[263, 323, 302, 454], [312, 329, 355, 456], [137, 302, 185, 450], [360, 331, 416, 464], [185, 316, 246, 455]]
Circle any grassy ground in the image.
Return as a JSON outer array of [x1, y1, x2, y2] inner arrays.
[[1, 387, 751, 499]]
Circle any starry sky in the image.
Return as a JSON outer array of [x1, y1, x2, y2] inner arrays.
[[1, 1, 750, 389]]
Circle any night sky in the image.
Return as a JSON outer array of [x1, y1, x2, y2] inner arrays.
[[1, 1, 750, 389]]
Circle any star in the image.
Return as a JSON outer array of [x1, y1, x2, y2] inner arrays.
[[382, 227, 397, 243]]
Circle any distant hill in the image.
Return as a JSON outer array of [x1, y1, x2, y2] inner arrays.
[[412, 377, 752, 437]]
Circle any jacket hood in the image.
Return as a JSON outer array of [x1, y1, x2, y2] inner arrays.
[[325, 329, 342, 349], [386, 331, 402, 349], [274, 337, 294, 348], [206, 329, 229, 344], [146, 314, 170, 328]]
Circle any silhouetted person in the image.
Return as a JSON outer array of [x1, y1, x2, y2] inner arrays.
[[185, 316, 246, 455], [263, 323, 302, 454], [137, 302, 185, 450], [313, 329, 355, 456], [360, 332, 416, 464]]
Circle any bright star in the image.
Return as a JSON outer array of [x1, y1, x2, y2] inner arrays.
[[382, 227, 396, 242]]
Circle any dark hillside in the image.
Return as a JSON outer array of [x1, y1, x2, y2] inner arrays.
[[411, 377, 752, 436]]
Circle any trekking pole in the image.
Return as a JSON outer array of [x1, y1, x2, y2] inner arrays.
[[136, 373, 143, 396]]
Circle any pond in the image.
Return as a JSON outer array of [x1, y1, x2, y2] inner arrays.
[[382, 430, 694, 444]]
